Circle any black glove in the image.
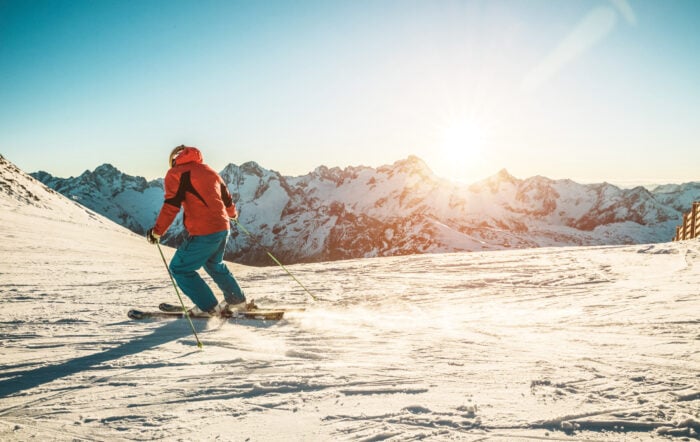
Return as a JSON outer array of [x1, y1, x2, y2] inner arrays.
[[146, 228, 160, 244]]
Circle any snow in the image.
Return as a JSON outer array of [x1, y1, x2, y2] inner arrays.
[[2, 156, 699, 441]]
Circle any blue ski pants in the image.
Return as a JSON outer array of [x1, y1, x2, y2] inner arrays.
[[169, 230, 246, 311]]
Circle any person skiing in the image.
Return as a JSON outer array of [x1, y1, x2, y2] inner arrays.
[[146, 145, 248, 317]]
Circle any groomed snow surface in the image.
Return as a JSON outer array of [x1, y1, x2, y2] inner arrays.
[[1, 165, 699, 441]]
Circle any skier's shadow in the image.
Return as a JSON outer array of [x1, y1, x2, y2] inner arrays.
[[0, 320, 200, 400]]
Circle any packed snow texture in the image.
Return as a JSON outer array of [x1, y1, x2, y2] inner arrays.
[[2, 155, 699, 441], [32, 156, 700, 265]]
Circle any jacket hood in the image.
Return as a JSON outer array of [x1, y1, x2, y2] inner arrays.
[[173, 147, 203, 166]]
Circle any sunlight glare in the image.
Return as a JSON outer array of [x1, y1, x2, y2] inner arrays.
[[438, 119, 485, 180]]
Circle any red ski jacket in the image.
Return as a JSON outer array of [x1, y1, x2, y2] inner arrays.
[[153, 147, 237, 237]]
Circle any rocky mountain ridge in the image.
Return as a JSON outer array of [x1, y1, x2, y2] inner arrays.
[[30, 155, 700, 265]]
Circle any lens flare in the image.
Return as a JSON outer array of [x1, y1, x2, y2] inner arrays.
[[437, 119, 485, 180]]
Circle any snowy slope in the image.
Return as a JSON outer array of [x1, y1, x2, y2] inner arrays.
[[2, 155, 699, 441], [33, 156, 700, 266]]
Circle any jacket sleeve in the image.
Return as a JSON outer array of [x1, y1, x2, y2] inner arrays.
[[153, 171, 182, 236], [220, 181, 238, 219]]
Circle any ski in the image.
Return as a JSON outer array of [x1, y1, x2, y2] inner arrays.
[[158, 301, 305, 314], [160, 302, 287, 320], [128, 305, 285, 321]]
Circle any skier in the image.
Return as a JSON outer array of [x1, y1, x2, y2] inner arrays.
[[146, 145, 249, 317]]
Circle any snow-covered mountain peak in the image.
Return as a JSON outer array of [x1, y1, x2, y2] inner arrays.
[[239, 161, 265, 177], [393, 154, 429, 169], [56, 163, 156, 197], [219, 163, 245, 189], [469, 168, 519, 194], [220, 162, 240, 176], [653, 183, 682, 194], [30, 163, 164, 235], [312, 165, 343, 182], [221, 161, 283, 194], [485, 169, 516, 185], [494, 168, 516, 181], [381, 155, 435, 180], [93, 163, 120, 175], [308, 164, 374, 187]]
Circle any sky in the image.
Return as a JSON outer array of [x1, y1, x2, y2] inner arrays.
[[1, 0, 699, 185]]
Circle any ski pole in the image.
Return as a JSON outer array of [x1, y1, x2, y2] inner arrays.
[[231, 218, 319, 302], [155, 241, 204, 349]]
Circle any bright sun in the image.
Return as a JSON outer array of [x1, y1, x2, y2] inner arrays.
[[437, 119, 485, 179]]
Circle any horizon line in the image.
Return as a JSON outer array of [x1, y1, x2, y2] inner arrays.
[[9, 153, 697, 190]]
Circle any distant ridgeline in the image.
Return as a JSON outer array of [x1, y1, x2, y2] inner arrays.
[[673, 202, 700, 241], [30, 157, 700, 266]]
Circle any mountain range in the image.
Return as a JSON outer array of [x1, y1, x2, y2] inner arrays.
[[25, 155, 700, 265]]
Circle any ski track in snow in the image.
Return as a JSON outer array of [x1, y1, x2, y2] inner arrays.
[[1, 163, 700, 441]]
